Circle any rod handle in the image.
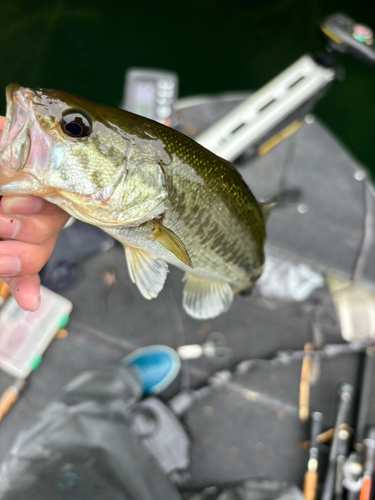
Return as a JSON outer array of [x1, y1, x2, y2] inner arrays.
[[0, 386, 19, 421], [303, 470, 318, 500], [359, 476, 372, 500]]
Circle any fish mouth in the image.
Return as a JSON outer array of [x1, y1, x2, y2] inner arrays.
[[0, 83, 32, 178]]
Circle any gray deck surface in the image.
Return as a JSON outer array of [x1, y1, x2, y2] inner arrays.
[[0, 95, 374, 491]]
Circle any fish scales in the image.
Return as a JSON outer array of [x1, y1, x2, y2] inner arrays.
[[150, 122, 265, 282]]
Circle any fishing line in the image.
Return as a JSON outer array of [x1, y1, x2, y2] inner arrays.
[[277, 132, 297, 197], [167, 277, 191, 391]]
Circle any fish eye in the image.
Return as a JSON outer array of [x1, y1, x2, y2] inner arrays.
[[60, 110, 92, 138]]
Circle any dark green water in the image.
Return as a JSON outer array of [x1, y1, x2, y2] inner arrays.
[[0, 0, 374, 173]]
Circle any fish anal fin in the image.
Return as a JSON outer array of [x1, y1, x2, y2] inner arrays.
[[124, 246, 168, 299], [182, 273, 233, 320], [152, 220, 193, 268]]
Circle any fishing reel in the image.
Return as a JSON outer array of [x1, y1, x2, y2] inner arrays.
[[320, 13, 375, 67]]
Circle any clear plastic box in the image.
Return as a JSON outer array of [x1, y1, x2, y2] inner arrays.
[[0, 286, 73, 378]]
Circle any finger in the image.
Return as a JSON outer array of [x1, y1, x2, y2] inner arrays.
[[0, 116, 4, 141], [0, 235, 58, 277], [0, 206, 69, 245], [3, 274, 41, 311], [1, 195, 66, 216]]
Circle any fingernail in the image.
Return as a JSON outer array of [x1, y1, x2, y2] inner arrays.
[[0, 215, 20, 238], [2, 196, 43, 215], [30, 295, 41, 312], [0, 255, 21, 276]]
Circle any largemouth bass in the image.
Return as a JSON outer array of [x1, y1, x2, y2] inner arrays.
[[0, 83, 269, 319]]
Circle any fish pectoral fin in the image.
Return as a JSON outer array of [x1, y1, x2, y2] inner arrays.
[[151, 220, 193, 268], [124, 246, 169, 299], [182, 273, 233, 320]]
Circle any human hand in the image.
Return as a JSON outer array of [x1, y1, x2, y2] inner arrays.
[[0, 116, 70, 310]]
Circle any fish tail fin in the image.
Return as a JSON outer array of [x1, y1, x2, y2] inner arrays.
[[236, 264, 264, 296], [182, 273, 233, 320], [239, 283, 255, 296], [259, 188, 302, 219], [259, 201, 276, 221]]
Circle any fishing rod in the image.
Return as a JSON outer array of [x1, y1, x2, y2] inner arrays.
[[334, 415, 351, 500], [359, 427, 375, 500], [321, 384, 353, 500], [346, 347, 375, 499], [303, 411, 323, 500]]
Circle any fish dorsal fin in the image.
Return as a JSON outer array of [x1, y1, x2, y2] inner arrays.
[[259, 201, 276, 221], [182, 273, 233, 320], [152, 220, 193, 268], [124, 246, 169, 299]]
